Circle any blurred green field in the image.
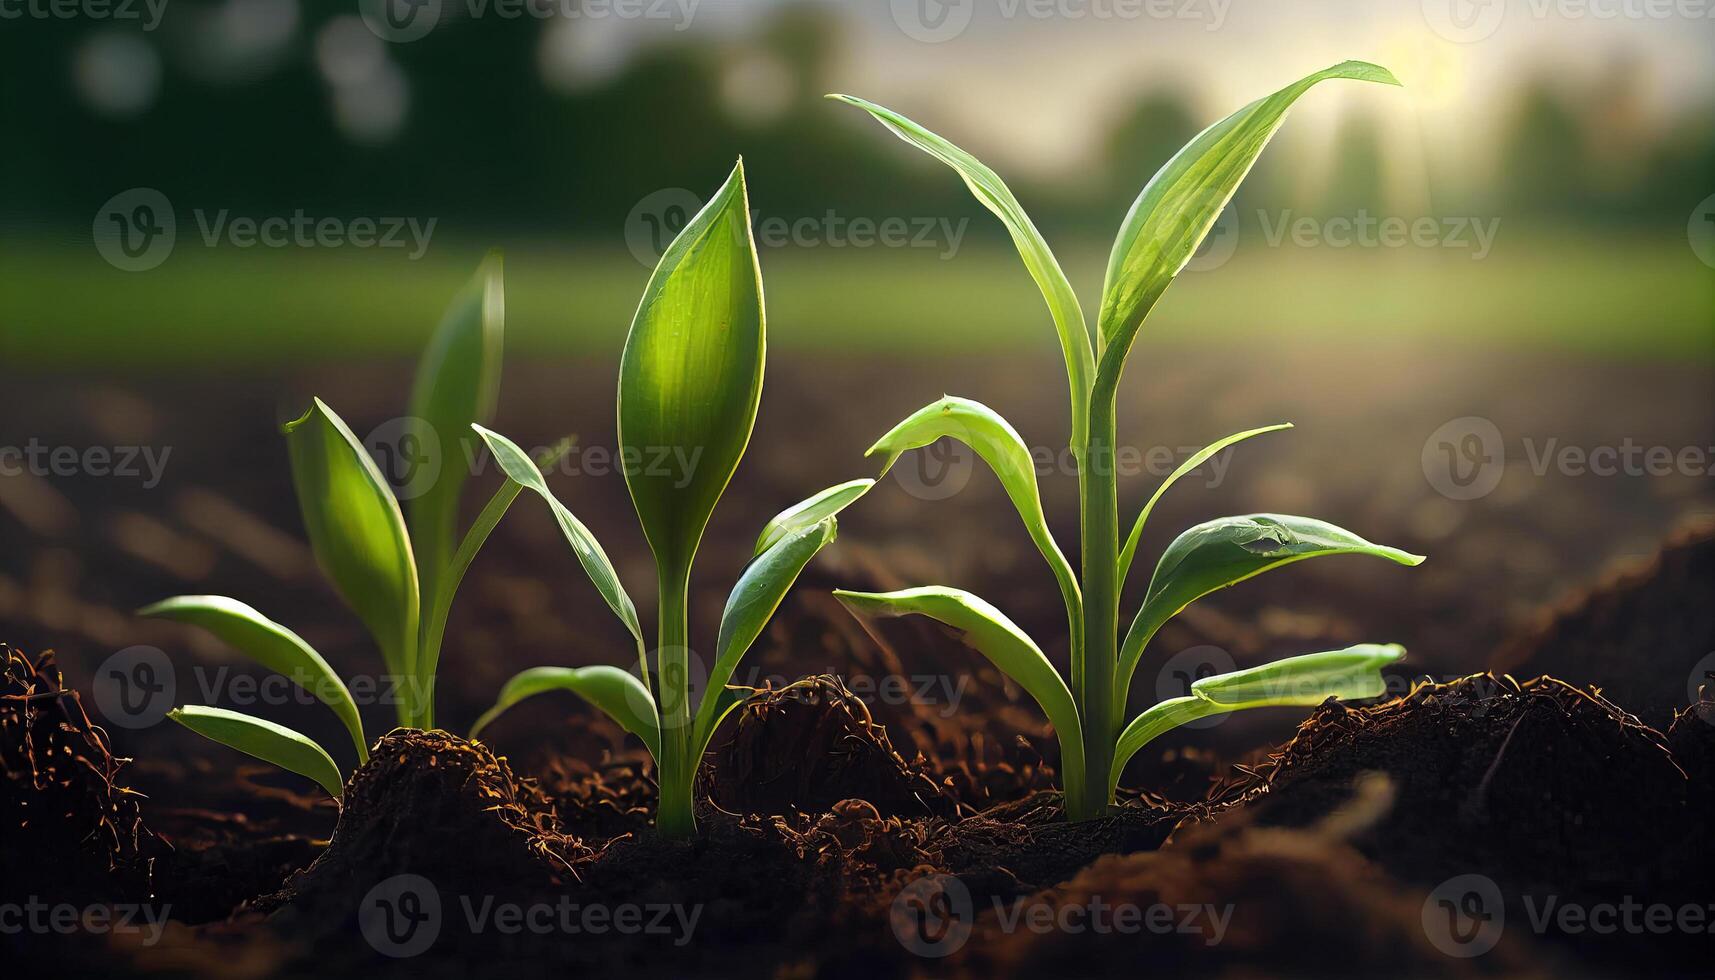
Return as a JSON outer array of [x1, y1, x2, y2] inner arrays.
[[3, 230, 1710, 369]]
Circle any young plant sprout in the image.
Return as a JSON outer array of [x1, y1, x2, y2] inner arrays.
[[139, 254, 517, 797], [827, 62, 1423, 820], [467, 161, 871, 839]]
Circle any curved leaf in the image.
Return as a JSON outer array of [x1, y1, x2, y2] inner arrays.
[[169, 705, 345, 799], [283, 398, 420, 723], [833, 586, 1085, 807], [755, 479, 873, 557], [1116, 423, 1292, 587], [1115, 514, 1422, 713], [1109, 643, 1402, 794], [828, 94, 1095, 450], [469, 665, 660, 759], [140, 595, 367, 763], [618, 158, 764, 579], [408, 251, 504, 608], [471, 425, 646, 672], [693, 518, 839, 758], [867, 396, 1081, 649], [1096, 61, 1400, 389], [414, 437, 573, 728], [1192, 643, 1402, 707]]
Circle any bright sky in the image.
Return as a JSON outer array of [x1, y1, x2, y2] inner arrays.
[[677, 0, 1715, 179]]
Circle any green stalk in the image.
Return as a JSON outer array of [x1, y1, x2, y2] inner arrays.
[[1072, 391, 1121, 820], [654, 566, 695, 838]]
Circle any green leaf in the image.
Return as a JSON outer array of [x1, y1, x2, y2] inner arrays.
[[618, 159, 764, 579], [283, 398, 420, 723], [828, 94, 1095, 450], [834, 586, 1085, 807], [168, 705, 345, 799], [693, 518, 839, 759], [471, 426, 646, 672], [469, 666, 660, 760], [1116, 423, 1292, 587], [413, 436, 574, 730], [139, 596, 368, 763], [408, 251, 504, 610], [1116, 514, 1422, 714], [1095, 61, 1400, 387], [1109, 644, 1402, 794], [1192, 643, 1403, 708], [867, 396, 1081, 650], [755, 479, 873, 557]]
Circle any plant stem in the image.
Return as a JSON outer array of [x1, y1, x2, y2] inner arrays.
[[655, 565, 696, 838], [1073, 393, 1120, 820]]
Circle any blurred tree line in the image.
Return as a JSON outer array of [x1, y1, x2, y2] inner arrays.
[[2, 2, 1710, 241]]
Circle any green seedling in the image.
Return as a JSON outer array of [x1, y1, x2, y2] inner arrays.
[[828, 62, 1423, 820], [468, 161, 869, 839], [141, 254, 518, 797]]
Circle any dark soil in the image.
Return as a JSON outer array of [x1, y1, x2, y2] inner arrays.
[[4, 354, 1714, 976]]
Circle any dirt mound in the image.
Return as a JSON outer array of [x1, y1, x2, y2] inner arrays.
[[1239, 674, 1702, 895], [270, 730, 583, 917], [0, 645, 163, 905], [951, 797, 1544, 979], [1491, 521, 1715, 725], [707, 674, 955, 819]]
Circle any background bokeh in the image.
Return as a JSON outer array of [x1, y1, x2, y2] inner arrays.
[[1, 0, 1712, 764]]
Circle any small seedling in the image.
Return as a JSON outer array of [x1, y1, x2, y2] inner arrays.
[[468, 161, 870, 839], [139, 254, 518, 797], [828, 62, 1423, 820]]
